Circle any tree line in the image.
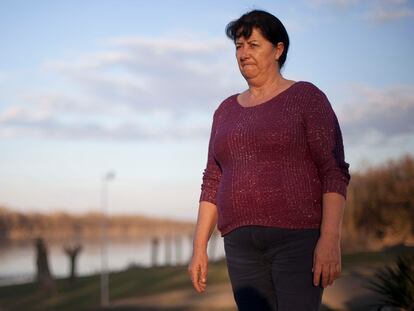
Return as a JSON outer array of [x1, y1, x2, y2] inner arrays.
[[0, 209, 194, 242], [342, 154, 414, 251]]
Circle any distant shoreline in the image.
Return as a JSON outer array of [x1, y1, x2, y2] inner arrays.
[[0, 208, 197, 242]]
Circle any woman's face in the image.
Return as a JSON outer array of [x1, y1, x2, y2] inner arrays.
[[235, 27, 282, 82]]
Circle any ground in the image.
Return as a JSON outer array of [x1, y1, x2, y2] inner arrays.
[[109, 265, 383, 311]]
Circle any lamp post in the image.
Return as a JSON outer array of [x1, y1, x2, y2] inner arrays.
[[100, 170, 115, 307]]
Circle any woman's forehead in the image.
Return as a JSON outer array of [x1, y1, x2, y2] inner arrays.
[[235, 28, 264, 41]]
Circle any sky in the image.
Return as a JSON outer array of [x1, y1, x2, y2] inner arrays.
[[0, 0, 413, 220]]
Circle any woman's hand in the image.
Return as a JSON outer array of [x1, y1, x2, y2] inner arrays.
[[188, 251, 208, 293], [314, 192, 346, 288], [312, 234, 341, 288], [188, 201, 217, 293]]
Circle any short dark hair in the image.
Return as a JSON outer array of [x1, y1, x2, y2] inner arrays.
[[225, 10, 290, 69]]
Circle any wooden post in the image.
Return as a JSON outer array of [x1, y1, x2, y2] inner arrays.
[[165, 235, 172, 266], [209, 230, 218, 261], [175, 235, 182, 266], [188, 233, 194, 264], [151, 237, 159, 267]]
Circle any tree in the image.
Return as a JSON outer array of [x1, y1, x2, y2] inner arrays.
[[63, 243, 83, 282], [34, 237, 56, 293]]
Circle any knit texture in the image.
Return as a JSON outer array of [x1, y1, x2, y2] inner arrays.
[[199, 81, 351, 236]]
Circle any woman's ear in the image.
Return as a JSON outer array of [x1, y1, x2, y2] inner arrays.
[[275, 42, 284, 61]]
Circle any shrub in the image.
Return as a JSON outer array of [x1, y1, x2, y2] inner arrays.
[[368, 253, 414, 311]]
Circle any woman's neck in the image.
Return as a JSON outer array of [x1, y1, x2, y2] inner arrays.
[[245, 73, 286, 101]]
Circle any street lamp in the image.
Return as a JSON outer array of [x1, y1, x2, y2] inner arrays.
[[100, 170, 115, 307]]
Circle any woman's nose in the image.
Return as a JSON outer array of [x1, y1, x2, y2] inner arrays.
[[238, 47, 250, 60]]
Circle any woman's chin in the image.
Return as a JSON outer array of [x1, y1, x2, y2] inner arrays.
[[240, 70, 259, 81]]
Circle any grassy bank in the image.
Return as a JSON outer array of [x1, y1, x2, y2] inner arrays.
[[0, 246, 412, 311], [0, 260, 229, 311]]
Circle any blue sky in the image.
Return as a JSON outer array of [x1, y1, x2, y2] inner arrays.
[[0, 0, 413, 220]]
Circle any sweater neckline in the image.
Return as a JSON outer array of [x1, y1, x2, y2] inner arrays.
[[235, 81, 302, 109]]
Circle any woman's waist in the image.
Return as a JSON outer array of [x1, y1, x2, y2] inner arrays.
[[218, 170, 322, 196]]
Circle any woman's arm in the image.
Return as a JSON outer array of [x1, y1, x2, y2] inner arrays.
[[303, 86, 350, 288], [304, 87, 350, 199], [313, 192, 345, 288], [188, 201, 218, 293], [190, 107, 222, 293]]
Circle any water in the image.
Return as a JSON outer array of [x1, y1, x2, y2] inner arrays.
[[0, 235, 225, 286]]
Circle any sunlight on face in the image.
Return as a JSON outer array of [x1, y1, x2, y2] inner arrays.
[[235, 28, 280, 81]]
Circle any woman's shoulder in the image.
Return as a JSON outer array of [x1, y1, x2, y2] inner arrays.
[[214, 94, 238, 114], [295, 81, 335, 114], [295, 80, 327, 97]]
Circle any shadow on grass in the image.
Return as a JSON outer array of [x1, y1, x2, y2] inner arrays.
[[97, 307, 235, 311], [320, 305, 335, 311], [91, 303, 335, 311], [101, 307, 191, 311]]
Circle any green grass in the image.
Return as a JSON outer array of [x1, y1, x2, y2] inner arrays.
[[0, 260, 230, 311], [342, 245, 414, 269]]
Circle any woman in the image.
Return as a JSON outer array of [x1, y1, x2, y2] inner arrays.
[[188, 10, 350, 311]]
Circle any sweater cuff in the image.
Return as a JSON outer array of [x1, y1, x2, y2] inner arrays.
[[322, 180, 348, 199], [199, 191, 217, 205]]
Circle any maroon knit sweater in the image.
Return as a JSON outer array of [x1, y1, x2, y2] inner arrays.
[[199, 81, 350, 236]]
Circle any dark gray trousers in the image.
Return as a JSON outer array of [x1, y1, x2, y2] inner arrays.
[[224, 225, 324, 311]]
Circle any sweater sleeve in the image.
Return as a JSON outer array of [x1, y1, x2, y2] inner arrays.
[[304, 89, 351, 199], [199, 110, 222, 205]]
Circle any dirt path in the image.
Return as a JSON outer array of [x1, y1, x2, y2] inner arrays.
[[112, 283, 236, 311], [111, 267, 383, 311], [322, 267, 382, 311]]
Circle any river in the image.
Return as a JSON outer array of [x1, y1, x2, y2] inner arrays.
[[0, 235, 225, 286]]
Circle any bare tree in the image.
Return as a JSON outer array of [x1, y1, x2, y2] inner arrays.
[[34, 237, 56, 293], [63, 243, 83, 281]]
